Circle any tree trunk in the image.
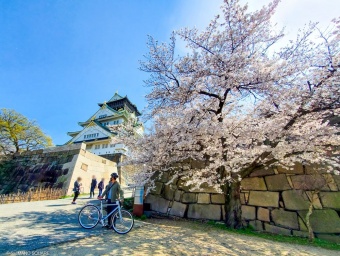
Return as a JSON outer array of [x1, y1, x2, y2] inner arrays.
[[306, 199, 315, 242], [224, 181, 243, 229]]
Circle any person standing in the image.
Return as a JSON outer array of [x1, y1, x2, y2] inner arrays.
[[90, 175, 97, 198], [98, 178, 105, 197], [72, 177, 82, 204], [98, 173, 124, 228]]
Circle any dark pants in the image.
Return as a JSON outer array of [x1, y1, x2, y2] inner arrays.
[[107, 199, 118, 226], [98, 189, 103, 197], [90, 187, 95, 198], [73, 191, 80, 202]]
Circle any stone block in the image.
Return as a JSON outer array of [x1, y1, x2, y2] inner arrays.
[[316, 234, 340, 244], [169, 201, 187, 217], [241, 177, 267, 191], [257, 207, 270, 222], [304, 191, 322, 209], [240, 193, 246, 204], [272, 209, 299, 229], [291, 175, 329, 191], [304, 164, 327, 175], [277, 163, 304, 174], [249, 167, 275, 177], [187, 204, 221, 220], [298, 209, 340, 233], [174, 190, 183, 201], [150, 182, 163, 195], [292, 230, 309, 238], [248, 220, 263, 231], [286, 176, 294, 188], [333, 175, 340, 190], [211, 194, 225, 204], [298, 217, 308, 231], [265, 174, 291, 191], [322, 174, 338, 191], [242, 205, 256, 220], [190, 182, 220, 193], [264, 223, 292, 236], [248, 191, 279, 207], [159, 172, 169, 183], [197, 193, 210, 204], [144, 194, 169, 214], [319, 192, 340, 210], [182, 193, 197, 203], [163, 185, 176, 200], [282, 190, 310, 210]]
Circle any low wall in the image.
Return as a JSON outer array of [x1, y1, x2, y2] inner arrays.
[[0, 188, 66, 204], [145, 171, 225, 221], [0, 143, 117, 196], [145, 164, 340, 243]]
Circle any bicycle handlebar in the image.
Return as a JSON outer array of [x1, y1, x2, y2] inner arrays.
[[97, 198, 123, 202]]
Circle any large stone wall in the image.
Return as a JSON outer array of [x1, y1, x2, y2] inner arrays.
[[241, 164, 340, 243], [145, 171, 226, 221], [145, 164, 340, 243], [0, 143, 117, 195]]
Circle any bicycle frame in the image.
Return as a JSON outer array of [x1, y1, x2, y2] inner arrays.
[[96, 199, 122, 226], [79, 198, 134, 234]]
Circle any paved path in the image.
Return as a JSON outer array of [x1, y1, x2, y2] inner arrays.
[[0, 196, 144, 255], [36, 219, 339, 256], [0, 198, 339, 256]]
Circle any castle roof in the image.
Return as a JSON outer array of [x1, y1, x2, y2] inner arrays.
[[98, 92, 141, 116]]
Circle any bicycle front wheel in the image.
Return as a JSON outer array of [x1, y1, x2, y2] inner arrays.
[[111, 209, 134, 234], [78, 204, 100, 229]]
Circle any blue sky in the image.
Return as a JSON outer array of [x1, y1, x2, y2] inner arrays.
[[0, 0, 338, 145]]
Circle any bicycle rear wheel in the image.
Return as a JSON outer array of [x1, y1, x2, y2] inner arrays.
[[78, 204, 100, 229], [111, 209, 134, 234]]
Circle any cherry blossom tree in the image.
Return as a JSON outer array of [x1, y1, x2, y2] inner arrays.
[[116, 0, 340, 228]]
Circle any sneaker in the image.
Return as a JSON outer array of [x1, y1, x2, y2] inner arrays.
[[71, 202, 76, 204]]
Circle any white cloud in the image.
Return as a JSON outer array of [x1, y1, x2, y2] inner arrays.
[[246, 0, 339, 37], [171, 0, 339, 53]]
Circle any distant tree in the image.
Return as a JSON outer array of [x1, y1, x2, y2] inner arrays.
[[118, 0, 340, 228], [0, 109, 53, 155]]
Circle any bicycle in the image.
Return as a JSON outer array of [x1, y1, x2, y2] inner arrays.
[[78, 199, 134, 234]]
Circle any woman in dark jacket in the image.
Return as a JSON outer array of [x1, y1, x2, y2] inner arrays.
[[72, 177, 82, 204]]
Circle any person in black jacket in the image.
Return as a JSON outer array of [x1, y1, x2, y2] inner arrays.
[[72, 177, 82, 204], [90, 175, 97, 198], [98, 178, 105, 197]]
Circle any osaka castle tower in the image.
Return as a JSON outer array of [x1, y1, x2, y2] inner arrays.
[[66, 92, 143, 159]]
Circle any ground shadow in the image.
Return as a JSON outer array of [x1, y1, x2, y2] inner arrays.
[[0, 209, 106, 254]]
